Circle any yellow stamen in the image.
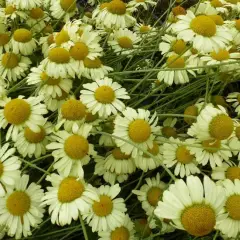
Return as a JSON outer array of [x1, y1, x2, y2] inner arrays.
[[172, 40, 186, 55], [60, 0, 76, 12], [118, 36, 133, 49], [208, 15, 224, 25], [61, 99, 86, 120], [147, 187, 162, 206], [44, 25, 53, 34], [176, 146, 194, 164], [0, 33, 10, 46], [107, 0, 126, 15], [55, 30, 70, 46], [202, 139, 221, 153], [2, 53, 19, 69], [172, 5, 186, 16], [184, 105, 198, 125], [112, 147, 131, 160], [139, 25, 150, 33], [226, 166, 240, 181], [24, 127, 45, 143], [167, 55, 185, 68], [210, 49, 230, 61], [40, 72, 61, 85], [210, 0, 223, 7], [225, 195, 240, 220], [162, 126, 177, 138], [5, 5, 15, 15], [92, 195, 113, 217], [83, 57, 102, 68], [69, 42, 89, 60], [94, 86, 115, 103], [100, 2, 109, 9], [13, 29, 32, 43], [48, 47, 70, 63], [143, 142, 159, 158], [30, 7, 44, 19], [111, 227, 130, 240]]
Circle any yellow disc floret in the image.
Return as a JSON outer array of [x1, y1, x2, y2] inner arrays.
[[184, 105, 198, 125], [83, 57, 102, 68], [60, 0, 76, 12], [112, 147, 131, 160], [111, 227, 130, 240], [225, 195, 240, 220], [147, 187, 162, 206], [55, 30, 70, 46], [190, 16, 216, 37], [209, 114, 233, 140], [4, 99, 31, 125], [172, 5, 186, 16], [139, 25, 150, 33], [128, 119, 151, 143], [5, 5, 15, 15], [226, 167, 240, 181], [118, 36, 133, 49], [176, 146, 194, 164], [58, 177, 85, 203], [48, 47, 70, 63], [2, 53, 19, 69], [93, 195, 113, 217], [94, 86, 115, 104], [211, 49, 230, 61], [61, 99, 86, 120], [24, 127, 46, 143], [64, 135, 89, 159], [167, 55, 185, 68], [69, 42, 89, 60], [13, 29, 32, 43], [7, 191, 31, 216], [172, 40, 186, 55], [162, 126, 177, 138], [202, 139, 221, 153], [107, 0, 126, 15], [181, 204, 216, 237], [0, 33, 10, 46], [30, 7, 44, 19], [143, 141, 159, 158], [210, 0, 223, 7], [40, 72, 61, 85], [208, 15, 224, 25]]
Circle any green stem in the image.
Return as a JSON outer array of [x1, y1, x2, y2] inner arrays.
[[79, 215, 88, 240]]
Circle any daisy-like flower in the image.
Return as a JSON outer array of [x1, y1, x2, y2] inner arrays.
[[173, 10, 232, 53], [154, 175, 226, 237], [11, 0, 42, 10], [160, 117, 178, 138], [188, 103, 234, 141], [0, 143, 21, 196], [225, 19, 240, 46], [133, 173, 167, 216], [127, 0, 156, 11], [226, 92, 240, 115], [42, 173, 98, 226], [157, 54, 196, 86], [163, 137, 200, 178], [209, 0, 229, 14], [1, 5, 28, 21], [46, 124, 96, 178], [134, 23, 156, 36], [80, 77, 130, 118], [82, 184, 127, 232], [56, 97, 87, 132], [211, 162, 240, 181], [14, 122, 52, 158], [11, 28, 37, 56], [187, 48, 205, 74], [113, 107, 160, 157], [216, 179, 240, 238], [108, 28, 140, 56], [26, 65, 73, 98], [0, 32, 10, 54], [134, 141, 162, 171], [80, 57, 113, 80], [187, 138, 232, 169], [50, 0, 78, 22], [0, 96, 47, 141], [98, 214, 137, 240], [92, 0, 136, 29], [0, 52, 31, 82], [0, 175, 45, 239]]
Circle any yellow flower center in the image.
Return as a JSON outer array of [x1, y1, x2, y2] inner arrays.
[[0, 33, 10, 46], [64, 135, 89, 159], [118, 37, 133, 49], [111, 226, 130, 240], [225, 195, 240, 220], [0, 162, 4, 177], [55, 30, 70, 46], [191, 48, 198, 54], [40, 72, 61, 85], [143, 141, 159, 158], [85, 11, 92, 18], [5, 5, 15, 15], [128, 119, 151, 143], [1, 53, 19, 69], [47, 34, 55, 45], [48, 47, 70, 63], [61, 99, 86, 120], [184, 105, 198, 125], [24, 127, 45, 143], [172, 5, 186, 16], [93, 195, 113, 217], [211, 95, 227, 107], [60, 0, 76, 12], [147, 187, 162, 206], [85, 112, 98, 123], [58, 177, 85, 203], [139, 25, 150, 33], [181, 204, 216, 237], [167, 55, 185, 68], [208, 15, 224, 25], [210, 49, 230, 61], [83, 57, 102, 68], [7, 191, 31, 216], [162, 126, 177, 138], [210, 0, 223, 7], [69, 42, 89, 60], [190, 15, 216, 37], [172, 40, 187, 55], [202, 139, 221, 153], [107, 0, 126, 15], [30, 7, 44, 19], [112, 147, 131, 160], [176, 146, 194, 164], [94, 86, 115, 104], [4, 99, 31, 125], [209, 114, 233, 140], [100, 2, 109, 9], [44, 25, 53, 34], [236, 19, 240, 31], [226, 166, 240, 181], [13, 29, 32, 43]]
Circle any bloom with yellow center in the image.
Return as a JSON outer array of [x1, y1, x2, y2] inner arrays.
[[173, 10, 232, 53], [14, 122, 53, 158], [155, 175, 227, 237], [98, 214, 136, 240], [42, 173, 98, 226], [80, 77, 129, 118], [108, 28, 140, 56], [113, 107, 160, 157], [216, 179, 240, 238], [1, 5, 28, 20], [163, 137, 200, 178], [188, 103, 234, 141], [134, 23, 156, 37], [0, 52, 31, 82], [0, 96, 47, 141], [160, 117, 178, 138], [226, 92, 240, 116], [92, 0, 136, 29], [11, 28, 37, 55], [0, 33, 10, 54], [133, 173, 167, 216], [0, 175, 44, 239], [47, 124, 96, 178], [82, 184, 127, 232]]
